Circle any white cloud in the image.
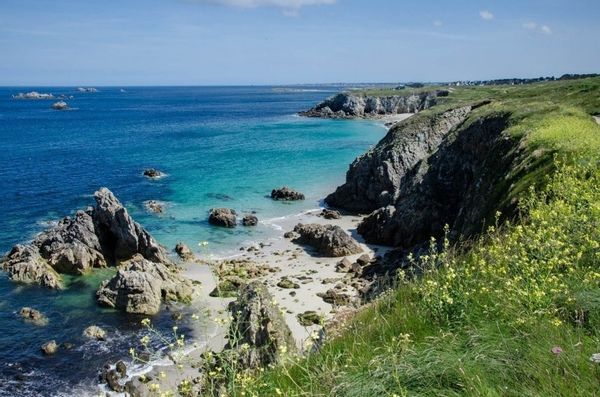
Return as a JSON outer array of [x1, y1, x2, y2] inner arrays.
[[433, 20, 443, 27], [522, 21, 552, 35], [479, 10, 494, 20]]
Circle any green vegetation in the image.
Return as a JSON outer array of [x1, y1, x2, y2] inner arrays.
[[214, 78, 600, 396]]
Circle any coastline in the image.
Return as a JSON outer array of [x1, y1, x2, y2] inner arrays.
[[108, 114, 411, 395]]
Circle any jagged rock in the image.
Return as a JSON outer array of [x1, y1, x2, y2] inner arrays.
[[19, 307, 48, 326], [335, 257, 352, 273], [116, 361, 127, 378], [242, 214, 258, 226], [83, 325, 107, 341], [93, 188, 172, 264], [271, 187, 305, 201], [1, 187, 174, 289], [51, 101, 68, 110], [101, 367, 124, 393], [142, 168, 164, 179], [1, 245, 63, 288], [174, 242, 195, 261], [62, 342, 75, 350], [208, 208, 237, 228], [317, 289, 352, 306], [277, 277, 300, 289], [320, 208, 341, 219], [300, 91, 442, 119], [350, 262, 363, 275], [283, 231, 296, 239], [292, 223, 362, 257], [227, 281, 296, 367], [143, 200, 164, 214], [96, 254, 193, 315], [297, 311, 323, 326], [41, 340, 58, 355]]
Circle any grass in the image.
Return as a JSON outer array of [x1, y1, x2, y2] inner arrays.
[[202, 78, 600, 396]]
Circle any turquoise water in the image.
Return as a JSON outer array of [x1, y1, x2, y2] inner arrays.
[[0, 86, 385, 395]]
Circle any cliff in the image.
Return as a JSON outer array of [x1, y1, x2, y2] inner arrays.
[[299, 89, 448, 118]]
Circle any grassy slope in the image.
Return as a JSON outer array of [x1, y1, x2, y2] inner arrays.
[[225, 79, 600, 396]]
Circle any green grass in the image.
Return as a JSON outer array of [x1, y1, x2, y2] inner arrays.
[[212, 78, 600, 396]]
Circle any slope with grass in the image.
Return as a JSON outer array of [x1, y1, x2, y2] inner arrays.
[[222, 78, 600, 396]]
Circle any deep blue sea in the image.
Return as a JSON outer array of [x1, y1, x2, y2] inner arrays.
[[0, 86, 385, 396]]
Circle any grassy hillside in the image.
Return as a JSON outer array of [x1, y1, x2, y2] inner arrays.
[[214, 79, 600, 396]]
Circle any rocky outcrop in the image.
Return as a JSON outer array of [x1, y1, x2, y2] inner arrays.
[[300, 90, 445, 119], [1, 187, 174, 289], [12, 91, 54, 100], [96, 254, 192, 315], [319, 208, 341, 220], [227, 281, 296, 367], [208, 208, 237, 228], [142, 168, 164, 179], [326, 100, 518, 250], [83, 325, 107, 341], [19, 307, 48, 326], [41, 340, 58, 355], [51, 101, 69, 110], [77, 87, 98, 93], [174, 242, 195, 261], [292, 223, 362, 257], [271, 187, 305, 201], [144, 200, 164, 214], [242, 214, 258, 226]]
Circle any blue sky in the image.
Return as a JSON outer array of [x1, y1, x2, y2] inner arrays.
[[1, 0, 598, 85]]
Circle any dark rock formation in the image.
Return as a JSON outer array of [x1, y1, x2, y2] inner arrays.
[[242, 214, 258, 226], [96, 254, 192, 315], [227, 281, 296, 367], [292, 223, 362, 257], [326, 100, 518, 252], [142, 168, 164, 179], [297, 311, 323, 326], [208, 208, 237, 228], [143, 200, 164, 214], [277, 277, 299, 289], [1, 245, 63, 288], [335, 257, 352, 273], [317, 289, 352, 306], [300, 90, 443, 119], [174, 242, 195, 261], [19, 307, 48, 326], [271, 187, 305, 201], [319, 208, 342, 219]]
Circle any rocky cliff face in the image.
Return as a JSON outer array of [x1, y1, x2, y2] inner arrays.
[[327, 101, 518, 249], [299, 90, 447, 119]]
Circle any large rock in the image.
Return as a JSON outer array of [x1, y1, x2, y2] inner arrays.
[[174, 242, 195, 261], [51, 101, 69, 110], [300, 90, 442, 119], [271, 187, 305, 201], [208, 208, 237, 228], [83, 325, 107, 341], [1, 187, 174, 289], [142, 168, 164, 179], [41, 340, 58, 355], [227, 281, 296, 367], [292, 223, 362, 257], [19, 307, 48, 326], [242, 214, 258, 226], [96, 254, 192, 315]]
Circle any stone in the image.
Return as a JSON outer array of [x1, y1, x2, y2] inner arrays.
[[271, 187, 305, 201], [41, 340, 58, 355], [96, 254, 193, 315], [292, 223, 362, 257], [144, 200, 165, 214], [317, 289, 352, 306], [320, 208, 341, 219], [209, 276, 245, 298], [142, 168, 164, 179], [335, 258, 352, 273], [283, 231, 296, 239], [174, 242, 195, 261], [227, 281, 296, 367], [19, 307, 48, 326], [83, 325, 107, 341], [242, 214, 258, 226], [115, 361, 127, 378], [296, 311, 323, 326], [356, 254, 371, 266], [277, 277, 299, 289], [208, 208, 237, 228], [1, 245, 63, 288], [51, 101, 68, 110]]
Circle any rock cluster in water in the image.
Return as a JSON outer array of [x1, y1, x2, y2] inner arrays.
[[51, 101, 69, 110], [208, 208, 237, 228], [0, 187, 191, 314], [12, 91, 55, 100], [271, 186, 305, 201]]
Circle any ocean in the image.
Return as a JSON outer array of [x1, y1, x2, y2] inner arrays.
[[0, 86, 385, 395]]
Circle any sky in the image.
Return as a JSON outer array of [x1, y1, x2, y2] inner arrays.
[[0, 0, 598, 85]]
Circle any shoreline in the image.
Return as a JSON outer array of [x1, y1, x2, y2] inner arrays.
[[105, 114, 412, 395]]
